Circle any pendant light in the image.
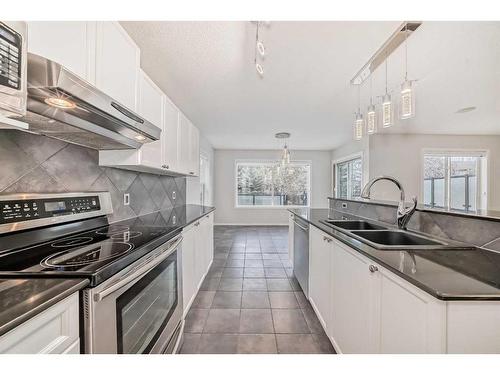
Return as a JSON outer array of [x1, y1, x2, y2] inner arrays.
[[254, 22, 265, 77], [275, 132, 291, 167], [366, 75, 377, 134], [400, 24, 416, 119], [381, 56, 394, 128], [354, 85, 364, 141]]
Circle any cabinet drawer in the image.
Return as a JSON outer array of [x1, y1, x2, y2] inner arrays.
[[0, 293, 79, 354]]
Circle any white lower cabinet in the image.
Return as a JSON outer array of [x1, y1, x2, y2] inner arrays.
[[377, 266, 446, 354], [0, 293, 80, 354], [309, 227, 332, 333], [182, 212, 214, 315], [329, 239, 446, 354], [330, 238, 379, 353], [306, 223, 447, 354], [304, 221, 500, 354]]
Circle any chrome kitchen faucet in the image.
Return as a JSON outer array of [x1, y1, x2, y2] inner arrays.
[[360, 176, 418, 230]]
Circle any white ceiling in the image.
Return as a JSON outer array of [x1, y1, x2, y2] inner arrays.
[[121, 21, 500, 150]]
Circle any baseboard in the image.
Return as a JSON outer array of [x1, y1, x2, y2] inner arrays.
[[214, 223, 288, 226]]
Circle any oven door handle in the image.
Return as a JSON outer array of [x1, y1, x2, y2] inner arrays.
[[93, 235, 182, 302]]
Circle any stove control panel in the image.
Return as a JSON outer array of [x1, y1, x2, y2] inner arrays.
[[0, 195, 101, 224]]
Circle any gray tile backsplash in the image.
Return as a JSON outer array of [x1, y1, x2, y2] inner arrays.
[[0, 130, 186, 223], [329, 198, 500, 251]]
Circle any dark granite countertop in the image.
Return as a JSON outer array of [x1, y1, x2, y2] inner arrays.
[[289, 208, 500, 301], [180, 204, 216, 227], [0, 278, 89, 336]]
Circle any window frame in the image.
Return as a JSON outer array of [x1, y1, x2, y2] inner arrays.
[[421, 149, 488, 212], [332, 152, 364, 200], [234, 159, 312, 209]]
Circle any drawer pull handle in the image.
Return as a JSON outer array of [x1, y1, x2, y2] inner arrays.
[[369, 265, 378, 273]]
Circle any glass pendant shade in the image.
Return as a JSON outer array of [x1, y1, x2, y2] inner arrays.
[[400, 79, 415, 119], [354, 112, 364, 140], [255, 62, 264, 76], [366, 104, 377, 134], [381, 93, 394, 128], [280, 145, 291, 167], [256, 41, 266, 56]]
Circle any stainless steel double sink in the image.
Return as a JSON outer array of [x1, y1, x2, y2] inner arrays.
[[320, 219, 474, 251]]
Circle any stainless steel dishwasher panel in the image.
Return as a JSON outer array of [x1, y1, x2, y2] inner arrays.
[[293, 216, 309, 298]]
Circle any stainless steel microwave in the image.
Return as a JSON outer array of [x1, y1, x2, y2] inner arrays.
[[0, 21, 27, 118]]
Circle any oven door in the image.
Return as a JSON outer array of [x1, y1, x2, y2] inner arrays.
[[84, 235, 183, 354]]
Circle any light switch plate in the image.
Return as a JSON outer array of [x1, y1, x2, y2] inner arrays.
[[172, 191, 176, 200], [124, 193, 130, 206]]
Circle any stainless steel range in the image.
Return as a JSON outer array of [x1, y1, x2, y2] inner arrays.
[[0, 192, 184, 354]]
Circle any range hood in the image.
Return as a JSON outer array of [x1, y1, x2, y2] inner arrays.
[[20, 53, 161, 150]]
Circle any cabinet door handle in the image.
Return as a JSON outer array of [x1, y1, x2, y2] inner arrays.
[[369, 265, 378, 273], [323, 236, 332, 243], [162, 165, 169, 169], [194, 221, 200, 227], [189, 172, 194, 175]]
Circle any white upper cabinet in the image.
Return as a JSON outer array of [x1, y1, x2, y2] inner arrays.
[[136, 69, 164, 169], [138, 70, 163, 128], [188, 120, 200, 177], [95, 22, 140, 111], [30, 21, 201, 177], [27, 21, 96, 83], [178, 112, 200, 177], [162, 97, 180, 173], [177, 112, 191, 176]]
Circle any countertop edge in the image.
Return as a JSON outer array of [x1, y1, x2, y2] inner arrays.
[[183, 207, 216, 229], [288, 208, 500, 301], [0, 278, 89, 337]]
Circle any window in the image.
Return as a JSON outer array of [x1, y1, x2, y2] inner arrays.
[[423, 151, 487, 212], [236, 161, 311, 207], [334, 156, 363, 199]]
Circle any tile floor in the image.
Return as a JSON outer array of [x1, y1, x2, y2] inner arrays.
[[180, 225, 336, 354]]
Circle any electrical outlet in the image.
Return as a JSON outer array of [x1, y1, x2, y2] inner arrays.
[[172, 191, 176, 200], [124, 193, 130, 206]]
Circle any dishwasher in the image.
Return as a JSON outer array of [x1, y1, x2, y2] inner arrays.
[[292, 215, 310, 297]]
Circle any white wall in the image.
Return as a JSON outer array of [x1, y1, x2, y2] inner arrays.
[[368, 134, 500, 210], [186, 133, 214, 206], [214, 149, 332, 225], [331, 133, 500, 210]]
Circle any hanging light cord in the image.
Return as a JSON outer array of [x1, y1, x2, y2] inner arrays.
[[369, 75, 373, 106], [404, 23, 409, 81], [254, 22, 259, 65], [385, 54, 388, 94], [357, 85, 361, 113]]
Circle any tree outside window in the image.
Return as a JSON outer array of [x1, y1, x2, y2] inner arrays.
[[236, 161, 311, 207]]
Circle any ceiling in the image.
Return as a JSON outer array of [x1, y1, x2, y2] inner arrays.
[[121, 21, 500, 150]]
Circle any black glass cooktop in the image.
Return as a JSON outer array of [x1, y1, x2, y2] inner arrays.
[[0, 211, 182, 285]]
